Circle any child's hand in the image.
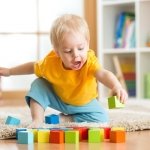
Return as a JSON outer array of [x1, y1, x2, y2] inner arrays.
[[111, 86, 128, 103], [0, 67, 10, 76]]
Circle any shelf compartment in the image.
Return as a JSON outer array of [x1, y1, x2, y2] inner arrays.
[[139, 1, 150, 48], [102, 3, 135, 49], [101, 53, 136, 98]]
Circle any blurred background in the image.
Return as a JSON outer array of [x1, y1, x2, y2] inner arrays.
[[0, 0, 96, 99]]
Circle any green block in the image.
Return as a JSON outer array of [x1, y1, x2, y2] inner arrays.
[[108, 96, 125, 109], [65, 130, 79, 144], [88, 129, 102, 143]]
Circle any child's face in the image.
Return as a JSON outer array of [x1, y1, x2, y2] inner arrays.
[[56, 32, 89, 70]]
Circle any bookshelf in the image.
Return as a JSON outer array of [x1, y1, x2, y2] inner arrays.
[[97, 0, 150, 99]]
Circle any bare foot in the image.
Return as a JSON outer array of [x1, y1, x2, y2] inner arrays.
[[59, 113, 73, 123], [27, 120, 44, 129]]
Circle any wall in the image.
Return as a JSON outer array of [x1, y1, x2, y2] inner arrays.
[[0, 0, 84, 91]]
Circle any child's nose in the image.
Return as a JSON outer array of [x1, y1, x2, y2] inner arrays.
[[73, 50, 79, 58]]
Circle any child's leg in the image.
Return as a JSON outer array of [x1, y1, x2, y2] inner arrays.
[[26, 78, 108, 125], [65, 99, 109, 123], [26, 77, 68, 127], [28, 99, 44, 128]]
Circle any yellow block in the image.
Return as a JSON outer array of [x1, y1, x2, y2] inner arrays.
[[99, 128, 104, 141], [38, 130, 50, 143], [28, 129, 38, 142], [111, 127, 125, 131]]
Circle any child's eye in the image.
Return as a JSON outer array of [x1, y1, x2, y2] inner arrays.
[[78, 48, 84, 50], [64, 49, 72, 53]]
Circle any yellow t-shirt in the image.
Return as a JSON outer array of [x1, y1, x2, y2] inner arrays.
[[34, 49, 101, 106]]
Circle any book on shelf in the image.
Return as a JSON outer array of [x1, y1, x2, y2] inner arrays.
[[114, 11, 135, 49], [112, 55, 136, 97]]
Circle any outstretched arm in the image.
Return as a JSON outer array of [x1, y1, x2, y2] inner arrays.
[[0, 62, 35, 76], [95, 68, 128, 103]]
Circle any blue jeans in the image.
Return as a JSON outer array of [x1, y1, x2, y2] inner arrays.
[[25, 78, 109, 123]]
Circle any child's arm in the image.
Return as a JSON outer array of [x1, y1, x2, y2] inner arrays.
[[95, 68, 128, 103], [0, 62, 35, 76]]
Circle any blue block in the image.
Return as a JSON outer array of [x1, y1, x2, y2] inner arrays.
[[5, 116, 20, 125], [18, 131, 33, 144], [16, 128, 27, 139], [45, 114, 59, 124]]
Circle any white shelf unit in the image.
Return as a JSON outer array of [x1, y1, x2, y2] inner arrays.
[[97, 0, 150, 99]]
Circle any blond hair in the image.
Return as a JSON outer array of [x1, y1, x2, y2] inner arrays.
[[50, 14, 90, 49]]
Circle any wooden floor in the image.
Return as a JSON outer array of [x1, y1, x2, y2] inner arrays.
[[1, 131, 150, 150], [0, 98, 150, 150]]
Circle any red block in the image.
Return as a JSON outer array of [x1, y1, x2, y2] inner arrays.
[[49, 130, 64, 143], [103, 127, 111, 139], [73, 127, 89, 141]]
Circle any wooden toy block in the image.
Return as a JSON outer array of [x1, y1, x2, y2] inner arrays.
[[81, 127, 89, 140], [49, 130, 64, 143], [73, 127, 89, 141], [110, 130, 126, 143], [28, 129, 38, 142], [103, 127, 111, 139], [111, 127, 125, 131], [73, 127, 88, 141], [18, 131, 33, 144], [5, 116, 20, 125], [99, 128, 104, 141], [65, 130, 79, 144], [108, 96, 125, 109], [38, 130, 50, 143], [45, 114, 59, 124], [88, 128, 103, 143], [16, 128, 27, 140]]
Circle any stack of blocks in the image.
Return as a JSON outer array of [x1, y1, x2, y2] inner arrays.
[[16, 126, 126, 144]]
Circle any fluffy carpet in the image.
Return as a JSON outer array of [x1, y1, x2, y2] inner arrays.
[[1, 99, 150, 139]]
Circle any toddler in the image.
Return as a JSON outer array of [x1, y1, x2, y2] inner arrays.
[[0, 14, 128, 128]]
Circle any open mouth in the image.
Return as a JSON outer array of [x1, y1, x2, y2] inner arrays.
[[72, 61, 82, 70]]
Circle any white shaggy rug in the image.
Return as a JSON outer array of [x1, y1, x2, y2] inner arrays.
[[1, 99, 150, 139]]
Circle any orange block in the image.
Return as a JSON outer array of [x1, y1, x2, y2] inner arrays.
[[110, 130, 126, 143], [49, 130, 64, 143]]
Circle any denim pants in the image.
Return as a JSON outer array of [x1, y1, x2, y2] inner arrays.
[[25, 78, 109, 123]]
